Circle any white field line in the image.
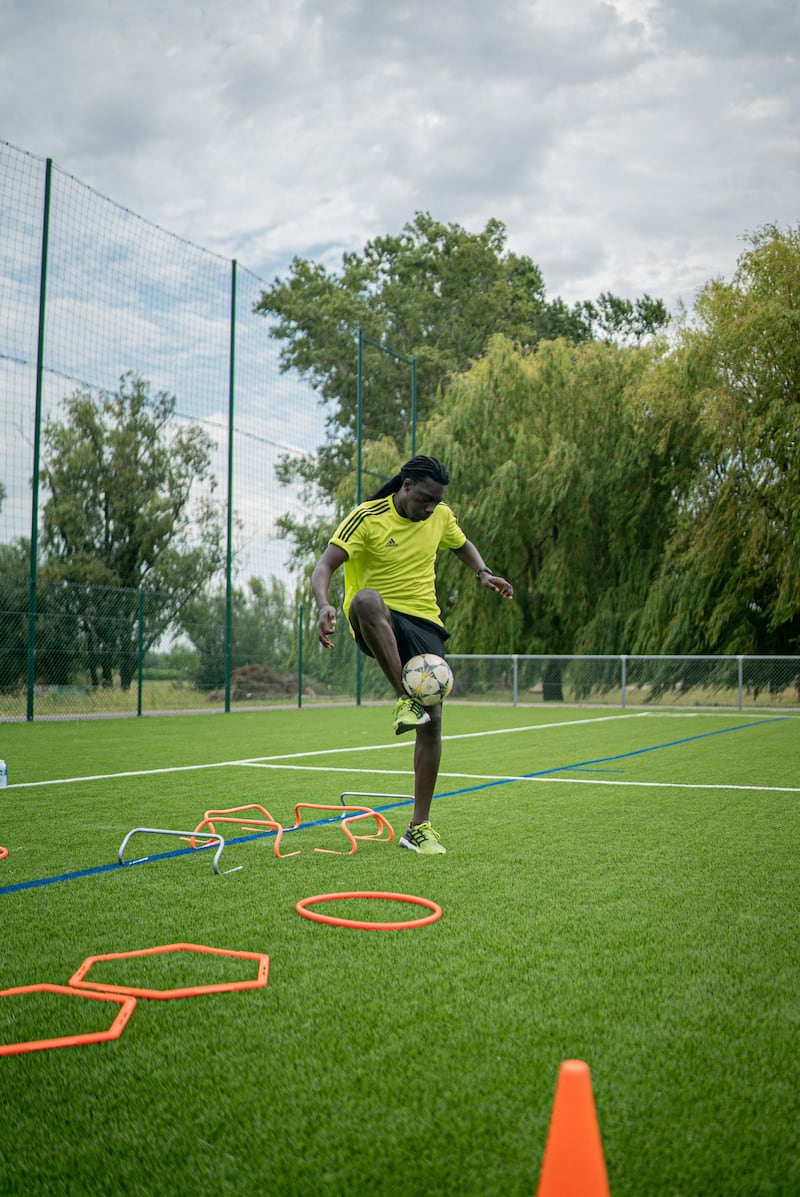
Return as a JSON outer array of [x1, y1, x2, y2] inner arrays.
[[241, 762, 800, 794], [4, 710, 789, 792], [3, 712, 648, 789]]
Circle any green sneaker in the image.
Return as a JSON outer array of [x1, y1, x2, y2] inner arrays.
[[393, 695, 431, 735], [399, 821, 446, 855]]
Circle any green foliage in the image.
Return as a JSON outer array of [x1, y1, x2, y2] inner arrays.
[[181, 576, 294, 690], [257, 213, 545, 428], [0, 541, 93, 691], [425, 335, 677, 654], [0, 542, 30, 693], [41, 373, 225, 591], [38, 374, 227, 688], [261, 213, 547, 523], [142, 642, 199, 679], [635, 223, 800, 654], [261, 212, 669, 571], [259, 213, 657, 507], [577, 292, 670, 346]]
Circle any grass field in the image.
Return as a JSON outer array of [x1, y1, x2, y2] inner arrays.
[[0, 704, 798, 1196]]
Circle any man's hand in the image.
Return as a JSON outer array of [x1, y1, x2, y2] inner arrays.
[[481, 572, 514, 599], [317, 604, 338, 649]]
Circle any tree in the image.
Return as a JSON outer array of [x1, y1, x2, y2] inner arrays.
[[0, 539, 89, 692], [634, 222, 800, 655], [181, 577, 294, 691], [258, 213, 559, 525], [420, 334, 686, 663], [39, 374, 226, 688], [257, 212, 669, 562], [0, 540, 29, 695], [257, 213, 548, 443], [577, 292, 671, 346]]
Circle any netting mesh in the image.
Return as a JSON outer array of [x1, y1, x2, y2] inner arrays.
[[1, 141, 798, 719], [0, 142, 324, 587], [1, 142, 338, 717], [1, 143, 45, 547]]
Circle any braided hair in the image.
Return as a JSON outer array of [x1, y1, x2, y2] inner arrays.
[[368, 455, 450, 501]]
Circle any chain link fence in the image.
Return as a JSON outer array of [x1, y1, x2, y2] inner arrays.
[[1, 580, 797, 721], [446, 654, 800, 711]]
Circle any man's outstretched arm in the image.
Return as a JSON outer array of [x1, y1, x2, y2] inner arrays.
[[453, 539, 513, 598]]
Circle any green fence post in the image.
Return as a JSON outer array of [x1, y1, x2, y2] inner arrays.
[[356, 326, 364, 505], [353, 330, 415, 711], [356, 328, 364, 707], [297, 603, 304, 709], [224, 259, 237, 713], [137, 589, 144, 717], [26, 158, 53, 723], [411, 354, 417, 458]]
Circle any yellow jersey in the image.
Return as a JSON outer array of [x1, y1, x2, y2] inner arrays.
[[330, 496, 466, 627]]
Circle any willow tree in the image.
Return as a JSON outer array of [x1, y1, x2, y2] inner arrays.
[[633, 223, 800, 657], [423, 334, 688, 658], [257, 211, 669, 549]]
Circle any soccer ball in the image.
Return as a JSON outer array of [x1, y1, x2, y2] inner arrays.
[[401, 653, 454, 706]]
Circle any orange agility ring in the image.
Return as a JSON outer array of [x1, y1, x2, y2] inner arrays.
[[295, 891, 442, 931], [0, 846, 7, 862]]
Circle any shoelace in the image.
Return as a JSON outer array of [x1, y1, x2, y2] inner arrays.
[[412, 822, 440, 842]]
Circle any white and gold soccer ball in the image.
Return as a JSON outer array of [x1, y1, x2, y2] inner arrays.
[[401, 653, 454, 706]]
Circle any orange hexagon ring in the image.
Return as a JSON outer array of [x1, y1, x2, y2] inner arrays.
[[0, 984, 136, 1056], [69, 943, 270, 999]]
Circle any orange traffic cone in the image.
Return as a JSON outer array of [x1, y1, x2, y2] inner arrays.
[[536, 1059, 611, 1196]]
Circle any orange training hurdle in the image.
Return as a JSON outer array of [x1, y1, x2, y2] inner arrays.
[[191, 802, 394, 858], [190, 805, 294, 857], [290, 803, 394, 855]]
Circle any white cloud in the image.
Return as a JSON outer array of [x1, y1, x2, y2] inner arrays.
[[1, 0, 797, 314], [4, 0, 795, 318], [2, 0, 797, 584]]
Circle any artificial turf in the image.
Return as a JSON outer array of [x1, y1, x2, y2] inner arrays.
[[0, 705, 798, 1195]]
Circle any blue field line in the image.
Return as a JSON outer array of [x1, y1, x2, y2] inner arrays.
[[431, 715, 788, 800], [0, 822, 319, 896], [0, 715, 787, 897]]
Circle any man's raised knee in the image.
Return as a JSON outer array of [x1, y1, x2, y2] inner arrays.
[[349, 589, 388, 623]]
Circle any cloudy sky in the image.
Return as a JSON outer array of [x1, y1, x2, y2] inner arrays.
[[2, 0, 797, 315]]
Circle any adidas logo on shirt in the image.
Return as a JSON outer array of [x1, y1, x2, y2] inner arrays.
[[385, 537, 398, 547]]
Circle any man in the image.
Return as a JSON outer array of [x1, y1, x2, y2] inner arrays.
[[311, 455, 513, 855]]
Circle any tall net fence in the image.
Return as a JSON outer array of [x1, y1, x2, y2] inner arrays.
[[1, 141, 337, 719], [2, 142, 799, 720]]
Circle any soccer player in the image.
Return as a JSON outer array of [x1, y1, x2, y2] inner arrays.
[[311, 454, 513, 855]]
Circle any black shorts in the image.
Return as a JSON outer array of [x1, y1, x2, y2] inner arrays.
[[351, 608, 450, 665]]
